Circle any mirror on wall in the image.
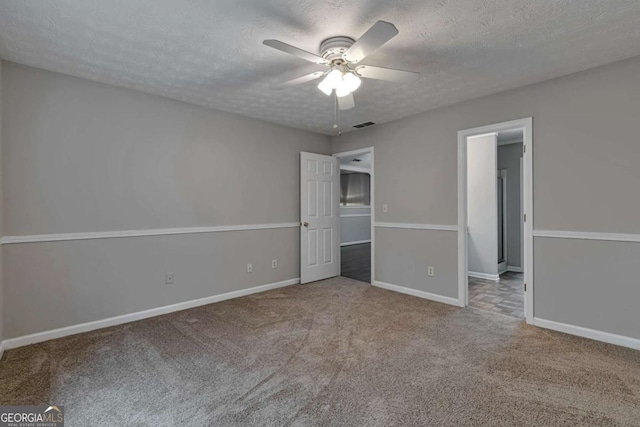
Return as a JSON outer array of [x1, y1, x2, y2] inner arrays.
[[340, 172, 370, 206]]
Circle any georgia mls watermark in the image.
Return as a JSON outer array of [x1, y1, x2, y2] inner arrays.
[[0, 405, 64, 427]]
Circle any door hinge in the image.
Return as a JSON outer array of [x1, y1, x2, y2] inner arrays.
[[524, 283, 527, 292], [524, 145, 526, 153], [524, 213, 527, 222]]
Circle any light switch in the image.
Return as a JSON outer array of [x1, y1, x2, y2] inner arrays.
[[382, 204, 388, 213]]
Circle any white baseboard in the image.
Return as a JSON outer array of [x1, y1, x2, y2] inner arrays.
[[468, 271, 500, 281], [2, 278, 300, 351], [533, 318, 640, 351], [373, 281, 462, 307], [340, 239, 371, 247], [507, 266, 523, 273]]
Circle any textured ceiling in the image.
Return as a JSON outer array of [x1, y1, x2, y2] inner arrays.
[[497, 129, 523, 144], [340, 152, 371, 170], [1, 1, 640, 135]]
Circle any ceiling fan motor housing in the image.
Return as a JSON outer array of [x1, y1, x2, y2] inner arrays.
[[320, 36, 355, 64]]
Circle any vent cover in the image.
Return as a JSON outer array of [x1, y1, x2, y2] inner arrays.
[[353, 121, 376, 129]]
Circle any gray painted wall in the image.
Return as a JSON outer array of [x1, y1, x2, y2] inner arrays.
[[331, 55, 640, 340], [375, 228, 458, 299], [534, 238, 640, 339], [498, 143, 523, 269], [0, 61, 4, 342], [4, 228, 299, 338], [1, 62, 330, 339], [3, 62, 330, 235], [467, 133, 498, 276], [340, 206, 371, 244]]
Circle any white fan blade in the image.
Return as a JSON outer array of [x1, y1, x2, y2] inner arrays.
[[263, 40, 328, 64], [343, 21, 399, 63], [271, 71, 325, 89], [356, 65, 420, 83], [337, 92, 355, 110]]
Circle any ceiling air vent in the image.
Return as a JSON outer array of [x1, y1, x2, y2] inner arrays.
[[353, 121, 376, 129]]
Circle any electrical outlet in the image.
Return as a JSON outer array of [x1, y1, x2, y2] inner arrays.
[[165, 272, 174, 284], [382, 203, 388, 213], [247, 263, 253, 273], [272, 259, 277, 269], [427, 266, 435, 277]]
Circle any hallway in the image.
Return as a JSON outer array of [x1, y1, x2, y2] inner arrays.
[[468, 272, 524, 318], [340, 243, 371, 284]]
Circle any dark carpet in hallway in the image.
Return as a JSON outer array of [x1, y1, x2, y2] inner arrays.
[[340, 242, 370, 283], [1, 277, 639, 426]]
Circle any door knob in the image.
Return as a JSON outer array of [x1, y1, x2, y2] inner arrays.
[[302, 222, 309, 227]]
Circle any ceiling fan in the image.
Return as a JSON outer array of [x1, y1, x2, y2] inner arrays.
[[263, 21, 420, 111]]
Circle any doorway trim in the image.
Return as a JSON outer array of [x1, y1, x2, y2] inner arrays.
[[332, 147, 375, 285], [498, 168, 508, 274], [457, 118, 533, 323]]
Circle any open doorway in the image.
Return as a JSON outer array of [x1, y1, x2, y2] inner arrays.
[[458, 118, 533, 322], [333, 147, 374, 284]]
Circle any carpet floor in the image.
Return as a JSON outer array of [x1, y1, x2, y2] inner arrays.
[[1, 277, 639, 426]]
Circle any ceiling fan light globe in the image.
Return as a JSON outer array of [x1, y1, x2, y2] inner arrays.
[[325, 69, 344, 89], [336, 85, 351, 98], [317, 79, 333, 96], [343, 72, 361, 92]]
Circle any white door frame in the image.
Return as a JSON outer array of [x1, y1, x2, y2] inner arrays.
[[332, 147, 375, 285], [498, 168, 508, 274], [458, 118, 533, 323], [519, 157, 524, 271]]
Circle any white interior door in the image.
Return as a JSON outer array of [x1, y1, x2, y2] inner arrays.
[[301, 152, 340, 284]]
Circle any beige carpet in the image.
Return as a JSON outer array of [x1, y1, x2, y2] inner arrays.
[[1, 277, 639, 426]]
